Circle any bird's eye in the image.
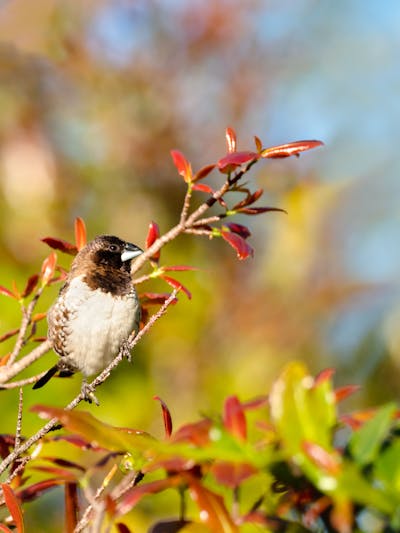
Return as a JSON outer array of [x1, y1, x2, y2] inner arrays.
[[108, 244, 118, 252]]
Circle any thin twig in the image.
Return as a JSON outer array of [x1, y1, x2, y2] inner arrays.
[[7, 288, 44, 366], [0, 339, 52, 384], [0, 291, 177, 477], [15, 388, 24, 450], [0, 372, 50, 389], [180, 185, 193, 225]]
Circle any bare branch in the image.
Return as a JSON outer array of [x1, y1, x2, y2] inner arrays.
[[0, 339, 52, 385], [7, 288, 44, 366], [0, 291, 177, 477]]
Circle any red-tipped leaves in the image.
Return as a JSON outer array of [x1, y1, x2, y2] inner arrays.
[[261, 140, 324, 159]]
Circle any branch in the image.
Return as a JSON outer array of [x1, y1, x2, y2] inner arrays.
[[7, 288, 44, 366], [0, 291, 177, 477], [0, 339, 52, 385]]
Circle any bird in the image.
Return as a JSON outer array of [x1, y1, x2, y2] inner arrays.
[[33, 235, 143, 403]]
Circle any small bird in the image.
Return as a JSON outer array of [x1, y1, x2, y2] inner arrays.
[[33, 235, 143, 402]]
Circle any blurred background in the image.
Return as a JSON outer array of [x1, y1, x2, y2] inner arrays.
[[1, 0, 400, 528]]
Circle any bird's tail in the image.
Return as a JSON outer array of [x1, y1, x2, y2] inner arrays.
[[33, 365, 74, 389]]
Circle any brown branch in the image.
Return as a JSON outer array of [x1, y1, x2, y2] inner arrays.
[[0, 339, 52, 385], [0, 291, 177, 477], [7, 288, 44, 366]]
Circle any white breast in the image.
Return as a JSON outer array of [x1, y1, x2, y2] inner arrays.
[[54, 276, 140, 376]]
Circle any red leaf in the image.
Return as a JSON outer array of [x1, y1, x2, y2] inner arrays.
[[225, 223, 251, 239], [162, 276, 192, 299], [41, 237, 78, 256], [241, 395, 269, 411], [154, 396, 173, 439], [65, 482, 79, 533], [0, 285, 18, 299], [193, 164, 215, 182], [313, 368, 335, 387], [11, 281, 21, 300], [211, 461, 256, 489], [41, 252, 57, 286], [223, 395, 247, 441], [254, 135, 263, 152], [237, 206, 286, 215], [232, 188, 263, 210], [1, 483, 24, 533], [220, 231, 254, 260], [21, 274, 39, 298], [187, 477, 239, 533], [139, 292, 178, 306], [217, 151, 259, 173], [32, 312, 47, 323], [170, 150, 192, 183], [117, 476, 183, 516], [302, 441, 341, 475], [74, 217, 87, 251], [146, 221, 161, 262], [334, 385, 360, 403], [172, 419, 212, 446], [192, 183, 215, 194], [146, 221, 160, 249], [0, 329, 19, 343], [16, 478, 71, 503], [116, 523, 132, 533], [331, 499, 353, 533], [225, 127, 237, 153], [161, 265, 199, 272], [261, 140, 324, 159], [0, 525, 13, 533]]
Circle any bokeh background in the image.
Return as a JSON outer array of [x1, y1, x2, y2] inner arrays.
[[1, 0, 400, 529]]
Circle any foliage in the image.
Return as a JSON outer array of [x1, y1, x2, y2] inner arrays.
[[0, 130, 399, 532]]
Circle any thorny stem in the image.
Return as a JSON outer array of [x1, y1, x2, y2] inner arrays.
[[0, 291, 177, 478]]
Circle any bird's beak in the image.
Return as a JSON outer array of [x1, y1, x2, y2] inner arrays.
[[121, 242, 143, 262]]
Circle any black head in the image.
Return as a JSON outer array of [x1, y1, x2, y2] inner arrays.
[[71, 235, 143, 294]]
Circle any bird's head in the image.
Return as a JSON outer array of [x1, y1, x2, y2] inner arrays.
[[71, 235, 143, 293]]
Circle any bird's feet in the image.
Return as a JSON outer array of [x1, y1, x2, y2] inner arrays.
[[81, 379, 100, 406], [121, 338, 133, 362]]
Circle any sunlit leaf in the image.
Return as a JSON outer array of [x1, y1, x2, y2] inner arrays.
[[41, 237, 78, 256], [171, 150, 192, 183], [187, 477, 239, 533], [162, 276, 192, 299], [349, 403, 397, 466], [117, 476, 183, 516], [146, 221, 161, 262], [261, 140, 324, 159], [220, 231, 254, 260], [302, 441, 341, 475], [31, 405, 155, 459], [74, 217, 87, 251], [139, 292, 178, 306], [225, 127, 237, 153], [217, 151, 259, 173], [192, 183, 215, 194], [154, 396, 173, 439], [0, 285, 18, 299], [40, 252, 57, 287], [313, 368, 335, 387], [334, 385, 360, 403], [223, 396, 246, 441], [211, 461, 256, 488], [1, 483, 24, 533], [254, 135, 263, 152]]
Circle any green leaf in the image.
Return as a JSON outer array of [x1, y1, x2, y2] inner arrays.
[[374, 438, 400, 496], [349, 403, 397, 466]]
